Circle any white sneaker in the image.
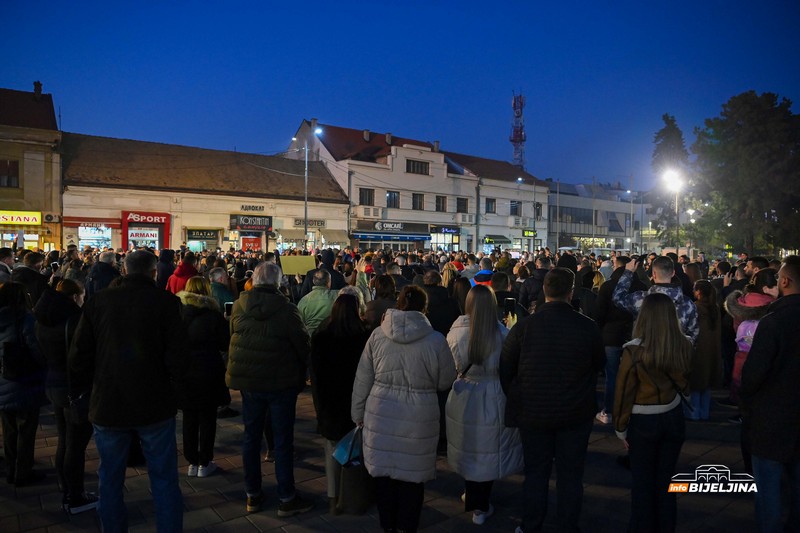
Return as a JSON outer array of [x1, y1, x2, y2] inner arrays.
[[198, 462, 218, 477], [595, 410, 611, 424], [472, 504, 494, 525], [187, 464, 198, 477]]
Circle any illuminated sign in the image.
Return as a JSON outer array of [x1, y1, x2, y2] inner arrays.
[[0, 211, 42, 225]]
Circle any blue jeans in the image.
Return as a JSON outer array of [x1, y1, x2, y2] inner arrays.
[[752, 455, 800, 533], [685, 390, 710, 420], [94, 418, 182, 533], [603, 346, 623, 413], [627, 405, 685, 533], [519, 420, 593, 532], [241, 388, 299, 500]]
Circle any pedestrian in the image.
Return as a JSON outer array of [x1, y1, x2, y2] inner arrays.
[[740, 256, 800, 532], [34, 279, 97, 512], [364, 274, 396, 331], [309, 294, 370, 514], [446, 284, 523, 525], [166, 251, 199, 294], [614, 292, 692, 533], [0, 281, 47, 486], [176, 276, 230, 478], [687, 280, 722, 421], [227, 261, 314, 516], [499, 268, 605, 532], [69, 250, 189, 532], [351, 285, 456, 532]]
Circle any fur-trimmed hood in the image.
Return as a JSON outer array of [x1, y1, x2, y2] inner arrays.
[[177, 291, 220, 312], [724, 290, 774, 322]]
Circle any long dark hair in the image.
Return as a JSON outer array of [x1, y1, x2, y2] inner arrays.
[[325, 294, 366, 338], [693, 279, 718, 330]]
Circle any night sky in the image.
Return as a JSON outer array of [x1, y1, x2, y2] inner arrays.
[[3, 1, 798, 190]]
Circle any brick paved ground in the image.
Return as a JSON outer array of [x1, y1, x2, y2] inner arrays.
[[0, 385, 758, 532]]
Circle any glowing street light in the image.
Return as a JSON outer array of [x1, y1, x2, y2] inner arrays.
[[663, 170, 683, 249], [293, 127, 323, 248]]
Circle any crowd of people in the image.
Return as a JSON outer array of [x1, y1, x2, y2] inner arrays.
[[0, 242, 798, 532]]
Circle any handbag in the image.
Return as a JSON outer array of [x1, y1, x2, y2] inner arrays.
[[335, 458, 374, 515], [332, 426, 363, 467]]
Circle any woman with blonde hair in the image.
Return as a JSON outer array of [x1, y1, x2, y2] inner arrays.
[[614, 292, 692, 532], [441, 262, 459, 297], [445, 284, 523, 525], [591, 271, 605, 294], [176, 276, 230, 477]]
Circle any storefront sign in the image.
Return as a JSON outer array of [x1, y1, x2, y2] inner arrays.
[[293, 218, 326, 228], [63, 216, 122, 229], [129, 229, 159, 240], [126, 212, 168, 224], [240, 204, 265, 212], [430, 225, 459, 234], [187, 229, 218, 240], [122, 211, 171, 250], [0, 210, 42, 225], [229, 215, 272, 232], [523, 229, 537, 237]]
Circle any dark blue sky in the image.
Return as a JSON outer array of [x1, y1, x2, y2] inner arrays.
[[3, 1, 798, 189]]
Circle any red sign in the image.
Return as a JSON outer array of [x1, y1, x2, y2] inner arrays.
[[241, 236, 262, 251], [122, 211, 171, 250]]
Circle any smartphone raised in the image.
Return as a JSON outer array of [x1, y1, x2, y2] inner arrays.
[[224, 302, 234, 317], [51, 262, 60, 271], [504, 297, 516, 316]]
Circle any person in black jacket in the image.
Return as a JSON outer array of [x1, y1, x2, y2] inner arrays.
[[69, 250, 189, 532], [34, 280, 97, 513], [422, 270, 460, 336], [156, 249, 176, 291], [299, 249, 346, 298], [518, 255, 551, 313], [309, 294, 370, 514], [740, 256, 800, 532], [84, 251, 120, 301], [499, 268, 605, 533], [593, 256, 648, 425], [176, 277, 230, 479], [11, 252, 50, 309]]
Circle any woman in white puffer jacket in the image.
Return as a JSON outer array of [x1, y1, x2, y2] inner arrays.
[[351, 285, 456, 533], [445, 284, 524, 526]]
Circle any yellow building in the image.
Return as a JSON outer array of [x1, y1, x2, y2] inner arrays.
[[0, 82, 62, 251]]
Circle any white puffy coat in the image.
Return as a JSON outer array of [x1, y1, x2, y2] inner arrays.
[[445, 315, 524, 481], [351, 308, 456, 483]]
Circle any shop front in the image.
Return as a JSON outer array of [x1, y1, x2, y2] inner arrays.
[[482, 234, 512, 254], [0, 210, 51, 250], [62, 216, 121, 250], [429, 225, 461, 252], [229, 214, 272, 252], [186, 229, 220, 252], [352, 220, 430, 251], [520, 229, 539, 252], [122, 211, 171, 250]]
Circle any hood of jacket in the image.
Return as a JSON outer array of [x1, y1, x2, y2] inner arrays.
[[33, 288, 80, 327], [172, 261, 198, 279], [237, 286, 288, 321], [177, 291, 220, 312], [380, 308, 434, 344], [724, 290, 775, 321]]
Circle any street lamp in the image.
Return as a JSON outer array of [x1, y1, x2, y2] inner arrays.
[[293, 127, 323, 250], [663, 170, 683, 250]]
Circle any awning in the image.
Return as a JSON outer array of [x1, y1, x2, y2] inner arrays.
[[276, 228, 307, 241], [483, 234, 511, 244], [321, 229, 350, 243], [352, 232, 430, 242]]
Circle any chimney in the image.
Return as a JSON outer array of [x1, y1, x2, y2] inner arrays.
[[363, 129, 371, 142], [385, 132, 392, 145], [310, 117, 318, 131], [433, 140, 440, 152], [33, 80, 42, 100]]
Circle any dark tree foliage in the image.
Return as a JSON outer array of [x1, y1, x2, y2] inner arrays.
[[651, 114, 690, 246], [692, 91, 800, 253]]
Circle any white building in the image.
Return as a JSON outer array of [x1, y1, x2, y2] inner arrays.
[[289, 119, 549, 254]]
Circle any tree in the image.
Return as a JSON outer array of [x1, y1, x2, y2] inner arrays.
[[692, 91, 800, 254], [651, 114, 691, 247]]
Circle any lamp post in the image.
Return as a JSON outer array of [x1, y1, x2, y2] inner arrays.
[[294, 127, 322, 251], [663, 170, 683, 250]]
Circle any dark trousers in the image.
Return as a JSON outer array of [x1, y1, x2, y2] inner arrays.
[[519, 420, 593, 532], [47, 387, 94, 500], [627, 405, 685, 533], [1, 406, 41, 482], [182, 406, 218, 466], [464, 479, 493, 512], [374, 476, 425, 532], [263, 410, 275, 451]]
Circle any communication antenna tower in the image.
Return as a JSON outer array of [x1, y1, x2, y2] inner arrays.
[[510, 91, 526, 170]]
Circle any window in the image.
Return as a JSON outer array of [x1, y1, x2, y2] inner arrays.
[[412, 193, 425, 211], [510, 200, 522, 216], [435, 195, 447, 212], [386, 190, 400, 209], [485, 198, 496, 214], [0, 160, 20, 188], [456, 197, 468, 214], [406, 159, 430, 175], [359, 188, 374, 206]]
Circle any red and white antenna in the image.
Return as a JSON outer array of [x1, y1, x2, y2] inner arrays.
[[510, 91, 526, 170]]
